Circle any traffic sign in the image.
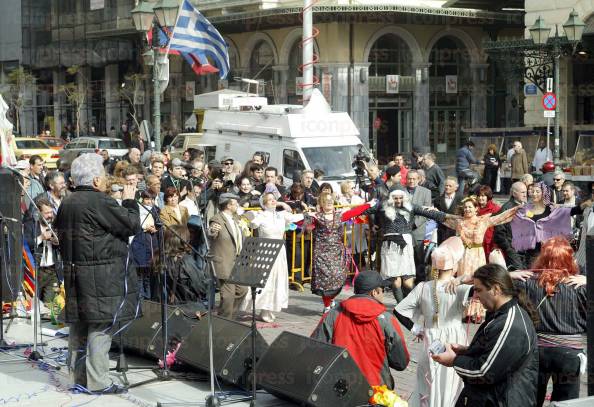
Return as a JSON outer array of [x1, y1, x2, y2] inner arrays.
[[546, 78, 553, 93], [542, 92, 557, 111], [544, 110, 555, 118]]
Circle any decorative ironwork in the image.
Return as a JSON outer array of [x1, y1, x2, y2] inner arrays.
[[484, 36, 578, 93], [208, 3, 520, 24]]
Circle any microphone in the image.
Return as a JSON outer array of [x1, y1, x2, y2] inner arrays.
[[0, 215, 20, 223]]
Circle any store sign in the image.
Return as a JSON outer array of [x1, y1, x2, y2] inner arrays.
[[90, 0, 105, 10], [524, 84, 538, 96], [185, 81, 195, 102], [386, 75, 400, 94], [322, 72, 332, 102], [446, 75, 458, 94]]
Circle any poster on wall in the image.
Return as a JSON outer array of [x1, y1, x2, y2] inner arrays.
[[90, 0, 105, 10], [322, 72, 332, 102], [185, 81, 196, 102], [386, 75, 400, 94], [446, 75, 458, 94], [296, 77, 304, 96]]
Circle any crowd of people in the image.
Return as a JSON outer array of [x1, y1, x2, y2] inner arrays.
[[10, 138, 591, 405]]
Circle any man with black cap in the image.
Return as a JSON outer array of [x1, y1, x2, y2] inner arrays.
[[207, 192, 248, 319], [311, 271, 409, 389]]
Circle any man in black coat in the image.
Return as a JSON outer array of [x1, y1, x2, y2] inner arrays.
[[493, 181, 527, 270], [55, 153, 140, 394], [434, 177, 461, 244]]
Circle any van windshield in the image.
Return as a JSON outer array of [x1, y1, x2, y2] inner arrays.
[[302, 145, 371, 180]]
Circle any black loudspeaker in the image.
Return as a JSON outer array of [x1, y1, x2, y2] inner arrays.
[[0, 169, 23, 301], [255, 332, 372, 407], [176, 315, 269, 389], [120, 300, 198, 359]]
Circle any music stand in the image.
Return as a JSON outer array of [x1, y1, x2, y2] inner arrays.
[[227, 237, 284, 406]]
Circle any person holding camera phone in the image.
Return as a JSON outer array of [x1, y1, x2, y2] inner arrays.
[[394, 237, 470, 407], [431, 264, 539, 407]]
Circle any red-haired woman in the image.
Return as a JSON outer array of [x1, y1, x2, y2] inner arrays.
[[513, 237, 586, 406], [476, 185, 501, 259]]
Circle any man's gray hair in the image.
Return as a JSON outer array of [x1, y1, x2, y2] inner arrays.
[[71, 153, 105, 187]]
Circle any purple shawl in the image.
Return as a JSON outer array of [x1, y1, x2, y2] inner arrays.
[[511, 206, 572, 251]]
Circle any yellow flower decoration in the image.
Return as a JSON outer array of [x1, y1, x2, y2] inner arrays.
[[369, 385, 408, 407], [526, 210, 534, 218]]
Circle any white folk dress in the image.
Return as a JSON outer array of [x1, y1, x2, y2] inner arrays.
[[240, 209, 302, 313], [395, 280, 471, 407]]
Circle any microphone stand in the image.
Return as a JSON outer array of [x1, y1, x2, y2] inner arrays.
[[13, 179, 58, 364], [124, 200, 208, 395]]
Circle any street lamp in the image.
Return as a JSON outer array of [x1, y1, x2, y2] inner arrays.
[[529, 16, 551, 45], [131, 0, 179, 151], [484, 10, 585, 164]]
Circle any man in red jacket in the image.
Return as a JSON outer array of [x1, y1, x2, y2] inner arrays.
[[311, 271, 410, 388]]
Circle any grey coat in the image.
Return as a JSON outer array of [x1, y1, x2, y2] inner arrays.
[[409, 185, 432, 241], [208, 212, 244, 280]]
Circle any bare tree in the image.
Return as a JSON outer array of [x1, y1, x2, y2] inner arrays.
[[59, 65, 88, 139], [6, 67, 36, 135], [118, 73, 147, 131]]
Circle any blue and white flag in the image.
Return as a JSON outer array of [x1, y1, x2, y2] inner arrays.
[[169, 0, 230, 79]]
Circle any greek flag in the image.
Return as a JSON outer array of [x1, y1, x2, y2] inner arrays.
[[169, 0, 230, 79]]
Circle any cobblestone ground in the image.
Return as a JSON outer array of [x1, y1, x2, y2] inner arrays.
[[243, 282, 588, 404]]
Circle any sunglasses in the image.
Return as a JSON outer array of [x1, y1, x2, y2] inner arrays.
[[554, 178, 563, 181], [223, 161, 233, 165]]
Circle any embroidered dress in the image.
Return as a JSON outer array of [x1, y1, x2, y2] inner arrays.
[[305, 204, 370, 296], [377, 206, 447, 279], [395, 281, 471, 407], [240, 209, 302, 313], [444, 207, 519, 277]]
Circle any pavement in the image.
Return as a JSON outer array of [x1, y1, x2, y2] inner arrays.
[[0, 283, 589, 406]]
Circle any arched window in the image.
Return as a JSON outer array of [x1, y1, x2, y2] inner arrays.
[[368, 34, 413, 76], [249, 41, 274, 83]]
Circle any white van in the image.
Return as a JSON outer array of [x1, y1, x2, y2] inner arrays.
[[197, 89, 373, 188]]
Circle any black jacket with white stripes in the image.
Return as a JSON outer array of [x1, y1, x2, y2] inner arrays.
[[453, 298, 538, 407]]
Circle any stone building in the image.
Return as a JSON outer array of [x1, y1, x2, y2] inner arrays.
[[1, 0, 530, 164], [524, 0, 594, 158]]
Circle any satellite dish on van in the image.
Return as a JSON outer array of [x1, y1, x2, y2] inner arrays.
[[301, 89, 331, 115]]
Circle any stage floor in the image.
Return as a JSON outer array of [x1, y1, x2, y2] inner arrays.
[[0, 285, 588, 406]]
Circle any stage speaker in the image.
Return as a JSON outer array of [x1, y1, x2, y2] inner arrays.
[[0, 169, 23, 301], [176, 315, 269, 389], [255, 332, 372, 407], [120, 300, 200, 359]]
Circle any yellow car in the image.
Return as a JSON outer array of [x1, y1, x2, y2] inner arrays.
[[11, 137, 59, 169]]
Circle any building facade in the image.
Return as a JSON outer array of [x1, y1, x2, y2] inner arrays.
[[1, 0, 528, 164], [524, 0, 594, 159]]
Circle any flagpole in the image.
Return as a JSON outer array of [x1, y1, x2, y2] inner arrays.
[[302, 0, 313, 104]]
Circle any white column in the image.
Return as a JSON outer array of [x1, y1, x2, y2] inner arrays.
[[413, 63, 430, 152]]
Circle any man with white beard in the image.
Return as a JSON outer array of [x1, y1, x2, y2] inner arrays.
[[374, 189, 456, 303], [45, 171, 67, 214]]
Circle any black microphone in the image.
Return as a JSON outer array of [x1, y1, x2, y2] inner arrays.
[[0, 215, 19, 223]]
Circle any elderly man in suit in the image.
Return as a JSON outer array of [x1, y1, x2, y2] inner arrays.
[[405, 170, 432, 282], [435, 177, 462, 244], [208, 193, 248, 319]]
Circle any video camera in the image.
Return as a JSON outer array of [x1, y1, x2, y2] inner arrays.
[[352, 145, 371, 178]]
